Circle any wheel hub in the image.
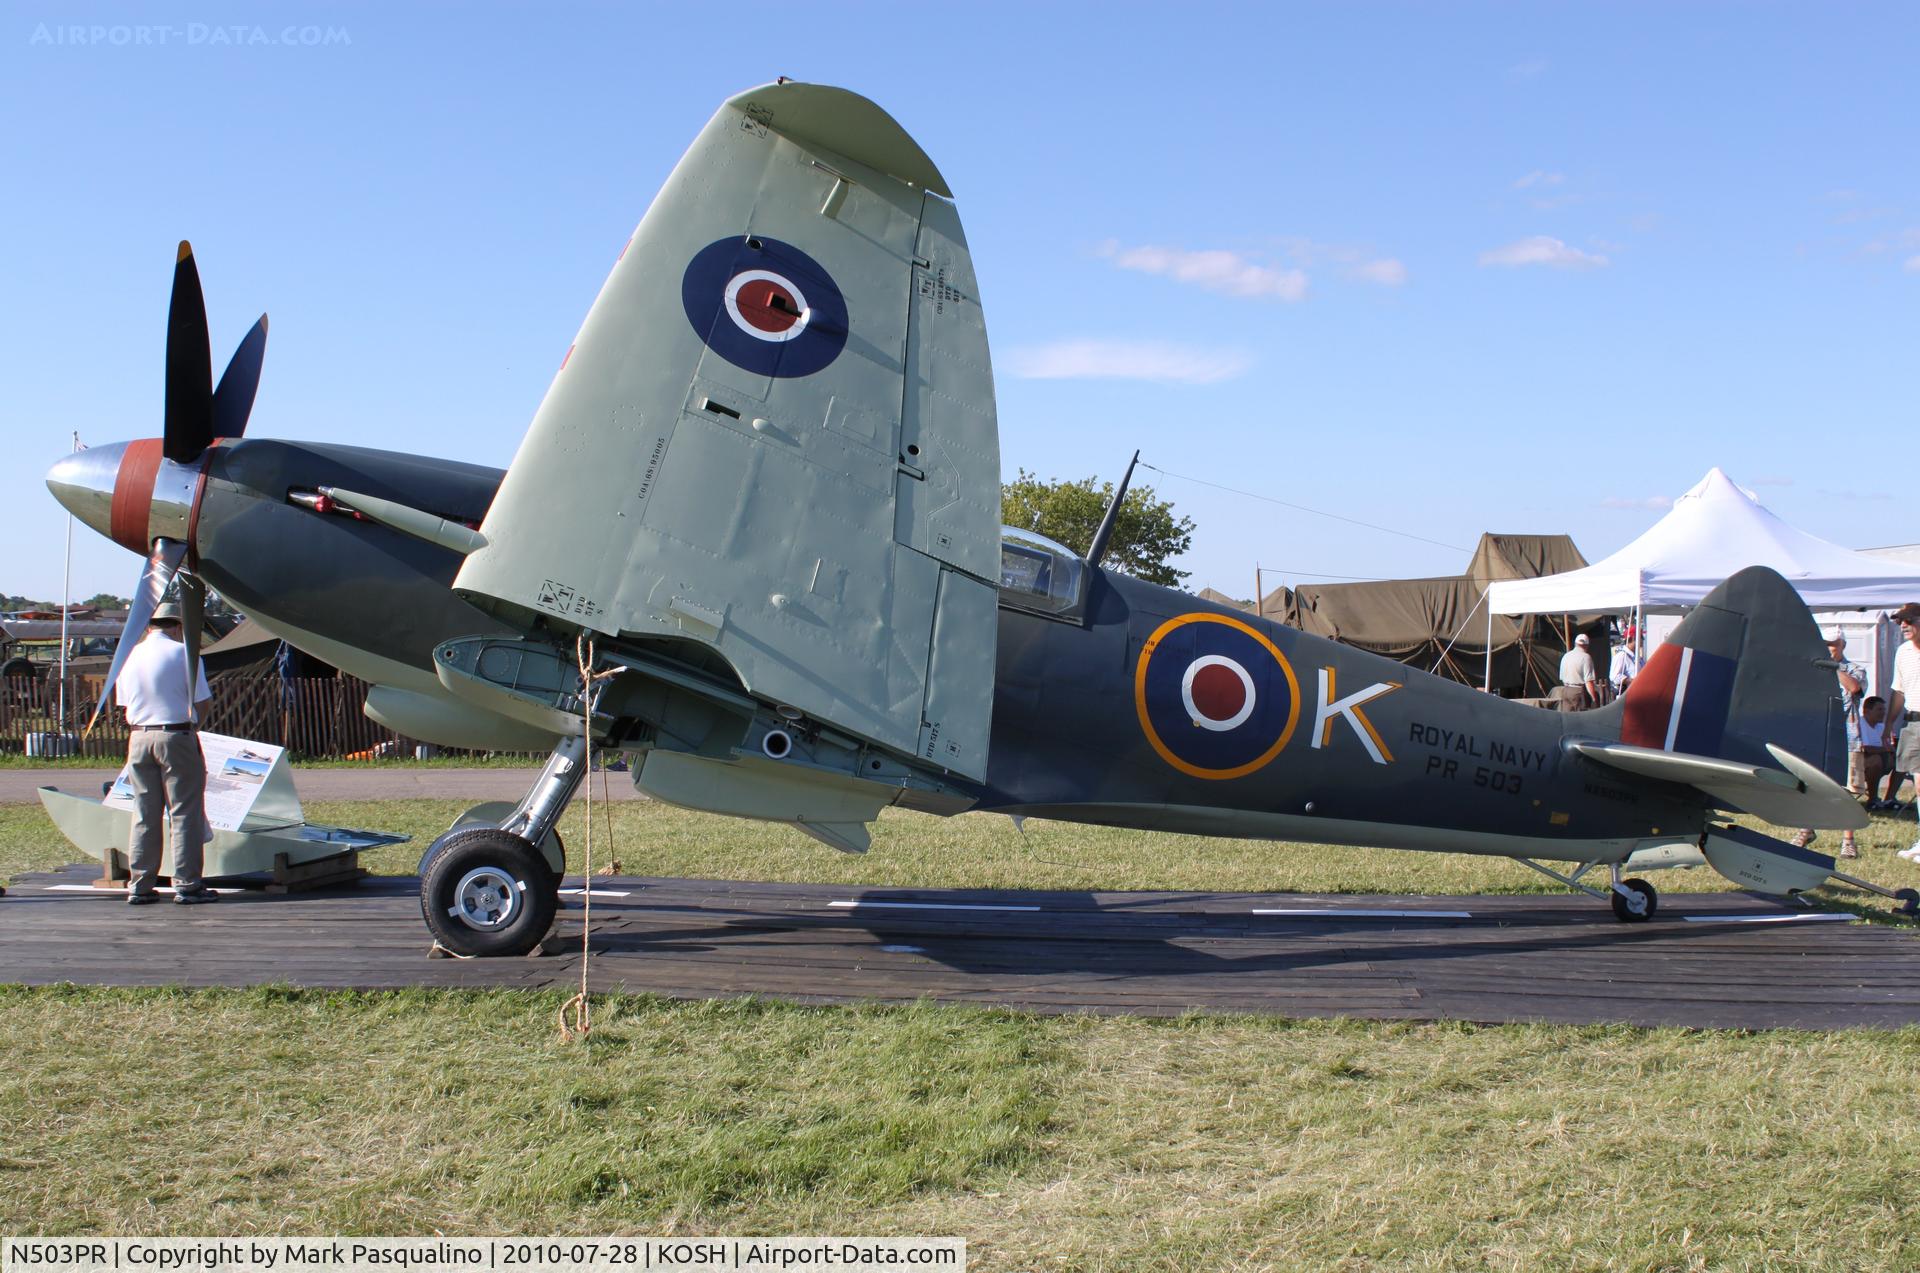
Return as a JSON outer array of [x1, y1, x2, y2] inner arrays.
[[449, 866, 521, 931]]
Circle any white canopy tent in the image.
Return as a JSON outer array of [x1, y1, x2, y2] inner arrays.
[[1481, 468, 1920, 692]]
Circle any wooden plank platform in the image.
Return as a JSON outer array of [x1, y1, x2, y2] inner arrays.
[[5, 864, 1919, 1029]]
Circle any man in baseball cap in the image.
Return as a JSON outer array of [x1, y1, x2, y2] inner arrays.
[[1554, 632, 1599, 712], [112, 596, 215, 905], [1888, 605, 1920, 860], [1795, 629, 1870, 856]]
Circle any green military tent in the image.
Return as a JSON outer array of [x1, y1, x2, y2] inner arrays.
[[1261, 533, 1609, 697]]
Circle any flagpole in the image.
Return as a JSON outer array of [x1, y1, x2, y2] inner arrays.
[[57, 431, 77, 745]]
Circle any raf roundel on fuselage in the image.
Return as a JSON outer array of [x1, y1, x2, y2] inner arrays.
[[681, 235, 849, 378], [1135, 613, 1302, 780]]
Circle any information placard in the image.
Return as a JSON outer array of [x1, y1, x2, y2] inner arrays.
[[103, 731, 299, 832]]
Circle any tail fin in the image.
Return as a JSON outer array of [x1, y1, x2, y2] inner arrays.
[[1573, 566, 1862, 832], [1620, 566, 1844, 776]]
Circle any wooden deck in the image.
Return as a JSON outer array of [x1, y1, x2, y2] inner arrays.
[[5, 864, 1919, 1029]]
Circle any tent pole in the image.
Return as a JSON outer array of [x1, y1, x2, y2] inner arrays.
[[1484, 601, 1494, 692]]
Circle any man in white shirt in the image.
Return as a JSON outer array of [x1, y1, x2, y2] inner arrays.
[[1608, 624, 1640, 701], [113, 600, 215, 905], [1553, 633, 1598, 712], [1887, 603, 1920, 860]]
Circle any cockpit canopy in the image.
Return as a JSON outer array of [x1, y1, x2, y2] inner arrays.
[[998, 527, 1085, 615]]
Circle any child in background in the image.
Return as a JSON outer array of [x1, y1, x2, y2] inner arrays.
[[1862, 696, 1898, 810]]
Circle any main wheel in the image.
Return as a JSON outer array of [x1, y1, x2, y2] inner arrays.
[[1610, 877, 1658, 923], [420, 802, 565, 881], [420, 828, 558, 957], [418, 824, 564, 888]]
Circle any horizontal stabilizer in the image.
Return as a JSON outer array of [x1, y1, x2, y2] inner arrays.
[[1569, 740, 1866, 830]]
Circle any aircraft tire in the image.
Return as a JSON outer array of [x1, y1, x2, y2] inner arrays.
[[420, 828, 558, 958], [418, 823, 564, 888], [1895, 888, 1919, 917], [1610, 878, 1658, 923]]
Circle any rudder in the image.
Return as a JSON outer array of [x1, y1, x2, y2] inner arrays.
[[1617, 566, 1845, 783]]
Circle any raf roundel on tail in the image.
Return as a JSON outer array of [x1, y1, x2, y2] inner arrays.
[[680, 235, 849, 378]]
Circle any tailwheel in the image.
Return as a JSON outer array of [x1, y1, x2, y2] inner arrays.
[[1895, 888, 1919, 918], [1610, 877, 1658, 923], [420, 828, 558, 957]]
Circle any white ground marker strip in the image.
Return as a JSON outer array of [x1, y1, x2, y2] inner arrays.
[[830, 900, 1043, 912], [1681, 912, 1858, 924], [1252, 907, 1473, 919]]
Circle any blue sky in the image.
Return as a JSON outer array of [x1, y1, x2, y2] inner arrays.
[[5, 1, 1916, 603]]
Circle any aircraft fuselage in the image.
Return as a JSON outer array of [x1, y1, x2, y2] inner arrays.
[[126, 437, 1703, 867]]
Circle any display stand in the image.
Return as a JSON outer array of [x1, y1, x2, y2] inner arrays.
[[40, 731, 408, 889]]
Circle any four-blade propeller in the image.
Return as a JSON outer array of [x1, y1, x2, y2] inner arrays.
[[85, 242, 265, 732]]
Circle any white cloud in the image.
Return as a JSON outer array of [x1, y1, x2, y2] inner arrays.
[[1508, 58, 1549, 79], [1600, 496, 1673, 511], [1346, 258, 1407, 286], [1478, 236, 1610, 270], [1512, 170, 1565, 190], [1864, 226, 1920, 256], [1906, 254, 1920, 273], [1097, 240, 1308, 301], [1006, 340, 1253, 385]]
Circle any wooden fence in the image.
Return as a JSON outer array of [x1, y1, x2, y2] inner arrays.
[[0, 674, 432, 761]]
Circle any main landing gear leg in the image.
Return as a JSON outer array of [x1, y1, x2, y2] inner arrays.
[[1514, 858, 1658, 922], [418, 733, 590, 957]]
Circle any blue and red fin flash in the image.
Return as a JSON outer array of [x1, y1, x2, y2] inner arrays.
[[1621, 643, 1737, 753]]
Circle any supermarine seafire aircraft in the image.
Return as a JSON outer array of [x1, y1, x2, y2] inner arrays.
[[48, 81, 1917, 955]]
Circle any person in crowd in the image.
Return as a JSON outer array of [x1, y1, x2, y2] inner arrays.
[[1830, 631, 1869, 795], [1887, 604, 1920, 861], [112, 599, 216, 905], [1608, 623, 1640, 701], [1793, 630, 1868, 856], [1554, 633, 1598, 712], [1861, 696, 1896, 810]]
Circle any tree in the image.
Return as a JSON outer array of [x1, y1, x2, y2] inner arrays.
[[1001, 469, 1195, 586], [81, 593, 129, 611]]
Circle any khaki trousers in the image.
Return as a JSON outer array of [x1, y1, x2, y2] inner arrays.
[[126, 728, 208, 895]]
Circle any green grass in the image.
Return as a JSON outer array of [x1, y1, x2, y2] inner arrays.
[[0, 986, 1916, 1269], [5, 794, 1920, 1265]]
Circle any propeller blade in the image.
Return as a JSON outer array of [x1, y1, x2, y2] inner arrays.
[[177, 573, 206, 723], [86, 538, 187, 734], [163, 241, 213, 463], [211, 313, 268, 441]]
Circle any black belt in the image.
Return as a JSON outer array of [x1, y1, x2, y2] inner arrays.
[[133, 723, 195, 732]]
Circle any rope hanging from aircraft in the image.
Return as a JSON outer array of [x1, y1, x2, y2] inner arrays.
[[558, 635, 624, 1045], [1138, 461, 1469, 553]]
